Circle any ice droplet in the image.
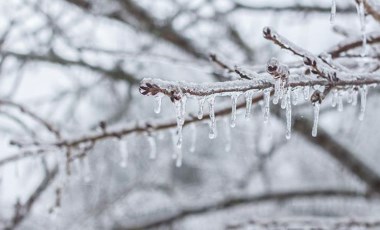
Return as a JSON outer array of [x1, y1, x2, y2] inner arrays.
[[312, 102, 321, 137], [189, 123, 197, 153], [208, 96, 217, 139], [359, 86, 368, 121], [285, 88, 292, 139], [148, 135, 157, 159], [263, 88, 271, 123], [230, 94, 239, 128], [330, 0, 336, 24], [154, 94, 163, 114], [197, 97, 205, 119], [245, 90, 254, 118], [119, 138, 128, 168]]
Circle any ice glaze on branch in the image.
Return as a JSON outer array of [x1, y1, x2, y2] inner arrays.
[[139, 75, 380, 100]]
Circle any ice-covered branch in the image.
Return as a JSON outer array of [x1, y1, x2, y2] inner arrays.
[[113, 189, 373, 230], [139, 74, 380, 100], [0, 100, 61, 139], [5, 165, 58, 230]]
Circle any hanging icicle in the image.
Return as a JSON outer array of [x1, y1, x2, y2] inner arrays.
[[154, 94, 163, 114], [230, 93, 239, 128], [285, 87, 292, 139], [197, 97, 205, 119], [189, 123, 197, 153], [263, 88, 271, 123], [245, 90, 254, 118], [208, 96, 217, 139], [312, 102, 321, 137], [337, 92, 344, 112], [304, 85, 310, 101], [174, 97, 187, 149], [359, 85, 368, 121], [356, 0, 367, 56]]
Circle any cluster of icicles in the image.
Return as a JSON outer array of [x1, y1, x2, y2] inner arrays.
[[139, 81, 373, 167]]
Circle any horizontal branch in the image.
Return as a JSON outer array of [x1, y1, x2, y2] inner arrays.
[[113, 189, 373, 230], [233, 3, 356, 14], [139, 74, 380, 100]]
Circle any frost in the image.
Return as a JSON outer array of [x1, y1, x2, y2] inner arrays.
[[230, 93, 239, 128], [263, 88, 271, 123], [359, 85, 368, 121], [154, 94, 163, 114], [312, 102, 321, 137], [119, 138, 128, 168], [208, 96, 217, 139], [330, 0, 336, 24], [197, 97, 205, 119], [148, 135, 157, 159], [285, 87, 292, 139]]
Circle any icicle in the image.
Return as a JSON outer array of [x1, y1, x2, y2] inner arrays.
[[224, 118, 231, 152], [245, 90, 254, 118], [356, 0, 367, 56], [263, 88, 271, 123], [230, 94, 239, 128], [337, 92, 343, 112], [312, 103, 321, 137], [154, 94, 163, 114], [148, 135, 157, 159], [359, 86, 368, 121], [331, 90, 338, 107], [119, 138, 128, 168], [347, 88, 354, 104], [330, 0, 336, 24], [352, 90, 358, 106], [189, 123, 196, 153], [208, 96, 217, 139], [273, 79, 281, 104], [285, 88, 292, 139], [174, 97, 187, 148], [281, 92, 287, 109], [303, 86, 310, 101], [197, 97, 205, 119], [170, 130, 178, 159], [292, 88, 298, 105], [176, 147, 183, 167]]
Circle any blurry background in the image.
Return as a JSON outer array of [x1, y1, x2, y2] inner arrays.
[[0, 0, 380, 229]]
